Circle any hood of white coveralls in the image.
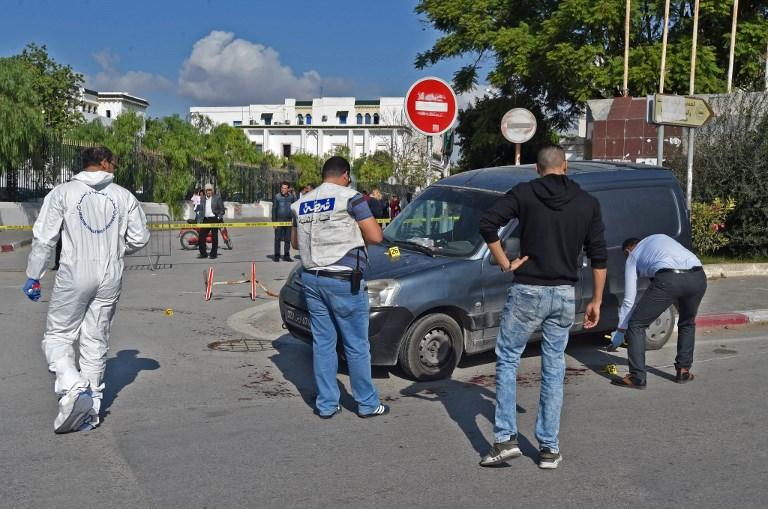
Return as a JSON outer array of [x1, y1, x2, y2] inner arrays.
[[72, 170, 114, 190]]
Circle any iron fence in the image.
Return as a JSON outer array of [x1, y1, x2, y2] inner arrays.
[[0, 137, 299, 204]]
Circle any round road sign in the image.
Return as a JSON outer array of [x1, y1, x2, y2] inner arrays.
[[404, 77, 458, 136], [500, 108, 537, 143]]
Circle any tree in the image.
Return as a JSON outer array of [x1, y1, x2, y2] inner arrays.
[[19, 43, 84, 134], [416, 0, 768, 129], [667, 92, 768, 257], [455, 95, 557, 170], [354, 150, 395, 183], [288, 152, 323, 188], [0, 57, 46, 191]]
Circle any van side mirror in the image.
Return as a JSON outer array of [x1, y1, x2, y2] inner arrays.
[[489, 237, 521, 265]]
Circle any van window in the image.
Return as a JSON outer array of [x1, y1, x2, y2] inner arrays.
[[591, 187, 681, 247], [384, 186, 502, 257]]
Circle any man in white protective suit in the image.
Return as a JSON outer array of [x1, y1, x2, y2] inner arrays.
[[23, 146, 150, 434]]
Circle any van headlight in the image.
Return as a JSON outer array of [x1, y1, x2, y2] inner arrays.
[[367, 279, 400, 307]]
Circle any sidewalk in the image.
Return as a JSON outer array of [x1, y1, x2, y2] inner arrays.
[[0, 231, 33, 252]]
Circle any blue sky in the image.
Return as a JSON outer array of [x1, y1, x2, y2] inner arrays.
[[1, 0, 478, 117]]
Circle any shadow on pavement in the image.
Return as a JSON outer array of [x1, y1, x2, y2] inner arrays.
[[565, 330, 678, 383], [271, 332, 392, 414], [101, 349, 160, 422], [400, 379, 533, 464]]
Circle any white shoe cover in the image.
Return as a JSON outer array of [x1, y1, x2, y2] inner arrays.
[[54, 390, 94, 434]]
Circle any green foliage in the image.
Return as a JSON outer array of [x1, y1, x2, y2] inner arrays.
[[669, 92, 768, 257], [354, 151, 394, 183], [0, 57, 46, 174], [288, 153, 323, 188], [416, 0, 768, 128], [690, 198, 736, 255], [19, 43, 84, 134], [455, 95, 558, 170]]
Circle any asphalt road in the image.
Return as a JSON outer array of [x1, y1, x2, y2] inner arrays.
[[1, 228, 767, 508]]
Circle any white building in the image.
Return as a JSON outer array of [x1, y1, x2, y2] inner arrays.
[[190, 97, 412, 159], [81, 88, 149, 124]]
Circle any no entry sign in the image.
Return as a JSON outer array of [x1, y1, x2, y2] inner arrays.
[[404, 77, 458, 136]]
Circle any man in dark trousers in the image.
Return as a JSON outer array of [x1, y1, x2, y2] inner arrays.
[[197, 183, 225, 259], [609, 234, 707, 388], [272, 181, 296, 262], [478, 145, 607, 469]]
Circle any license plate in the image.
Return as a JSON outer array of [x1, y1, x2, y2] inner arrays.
[[285, 307, 311, 329]]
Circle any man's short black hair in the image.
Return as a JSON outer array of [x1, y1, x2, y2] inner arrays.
[[622, 237, 641, 251], [82, 146, 113, 169], [321, 156, 350, 179], [280, 181, 290, 187], [537, 144, 566, 171]]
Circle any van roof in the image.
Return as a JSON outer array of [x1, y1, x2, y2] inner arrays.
[[436, 161, 677, 194]]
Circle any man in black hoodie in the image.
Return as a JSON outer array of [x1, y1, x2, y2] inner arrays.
[[478, 145, 607, 470]]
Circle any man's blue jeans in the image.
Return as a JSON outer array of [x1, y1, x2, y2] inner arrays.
[[494, 283, 575, 452], [302, 272, 381, 416]]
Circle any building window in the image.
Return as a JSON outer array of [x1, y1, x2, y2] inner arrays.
[[282, 144, 292, 157], [297, 114, 304, 125], [254, 143, 263, 153], [233, 120, 242, 127], [356, 113, 363, 125], [305, 114, 312, 125], [261, 113, 273, 125], [337, 111, 348, 125], [106, 110, 112, 118], [373, 113, 380, 125], [364, 113, 371, 125]]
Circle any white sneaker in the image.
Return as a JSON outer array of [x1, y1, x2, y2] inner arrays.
[[54, 390, 94, 434]]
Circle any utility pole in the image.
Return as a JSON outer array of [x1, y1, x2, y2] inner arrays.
[[657, 0, 671, 165], [727, 0, 739, 93], [623, 0, 631, 96]]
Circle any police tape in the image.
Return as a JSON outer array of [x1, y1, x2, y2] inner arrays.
[[0, 216, 467, 231], [0, 219, 394, 231]]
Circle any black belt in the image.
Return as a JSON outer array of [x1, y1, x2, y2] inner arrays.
[[656, 266, 703, 275], [309, 270, 353, 281]]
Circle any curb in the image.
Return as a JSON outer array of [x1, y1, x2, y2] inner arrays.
[[0, 238, 32, 253], [696, 309, 768, 327], [704, 263, 768, 279]]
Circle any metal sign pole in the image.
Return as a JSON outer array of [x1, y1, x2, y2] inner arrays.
[[515, 143, 521, 165], [727, 0, 739, 93], [686, 0, 700, 211], [426, 135, 433, 186]]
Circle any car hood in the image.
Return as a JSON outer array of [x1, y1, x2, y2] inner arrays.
[[362, 242, 465, 280]]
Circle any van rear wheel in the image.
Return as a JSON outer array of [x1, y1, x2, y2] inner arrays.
[[398, 313, 463, 381], [645, 305, 676, 350]]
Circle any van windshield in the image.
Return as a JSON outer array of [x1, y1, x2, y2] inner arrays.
[[383, 186, 502, 257]]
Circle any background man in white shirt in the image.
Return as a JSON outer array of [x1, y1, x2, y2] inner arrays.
[[610, 234, 707, 389]]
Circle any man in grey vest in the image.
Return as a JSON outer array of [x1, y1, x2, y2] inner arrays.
[[290, 156, 389, 419], [273, 181, 296, 262]]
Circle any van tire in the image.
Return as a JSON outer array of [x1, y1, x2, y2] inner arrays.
[[645, 305, 677, 350], [398, 313, 463, 381]]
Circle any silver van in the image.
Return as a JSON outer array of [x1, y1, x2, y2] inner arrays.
[[279, 162, 690, 380]]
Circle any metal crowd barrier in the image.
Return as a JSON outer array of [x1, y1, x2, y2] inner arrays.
[[127, 213, 172, 270]]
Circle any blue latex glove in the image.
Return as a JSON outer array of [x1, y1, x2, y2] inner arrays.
[[608, 330, 625, 351], [23, 278, 41, 302]]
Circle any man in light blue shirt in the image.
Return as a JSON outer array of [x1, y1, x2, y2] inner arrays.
[[610, 234, 707, 389]]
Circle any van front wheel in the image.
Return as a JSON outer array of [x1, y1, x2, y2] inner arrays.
[[398, 313, 463, 381]]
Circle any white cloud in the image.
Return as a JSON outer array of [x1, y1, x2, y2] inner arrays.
[[86, 50, 172, 95], [178, 31, 353, 105]]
